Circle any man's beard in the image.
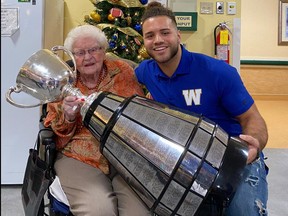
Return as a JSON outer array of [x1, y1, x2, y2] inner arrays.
[[148, 44, 179, 64]]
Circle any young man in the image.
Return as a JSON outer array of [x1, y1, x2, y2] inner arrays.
[[135, 2, 268, 215]]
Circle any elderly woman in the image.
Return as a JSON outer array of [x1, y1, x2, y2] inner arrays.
[[44, 25, 150, 216]]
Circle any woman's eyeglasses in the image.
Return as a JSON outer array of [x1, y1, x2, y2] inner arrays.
[[72, 47, 103, 57]]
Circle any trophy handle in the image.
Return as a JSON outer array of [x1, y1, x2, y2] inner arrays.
[[6, 86, 43, 108], [51, 45, 77, 86]]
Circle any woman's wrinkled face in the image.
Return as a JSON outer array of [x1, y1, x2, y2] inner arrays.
[[72, 36, 106, 76]]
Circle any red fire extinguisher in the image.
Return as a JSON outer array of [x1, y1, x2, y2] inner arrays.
[[214, 22, 231, 64]]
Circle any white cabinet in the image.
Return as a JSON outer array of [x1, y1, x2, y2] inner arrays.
[[1, 0, 64, 184]]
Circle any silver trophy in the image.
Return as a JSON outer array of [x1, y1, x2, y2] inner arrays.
[[6, 47, 248, 216], [6, 46, 79, 108]]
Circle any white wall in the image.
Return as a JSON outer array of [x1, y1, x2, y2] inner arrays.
[[241, 0, 288, 61]]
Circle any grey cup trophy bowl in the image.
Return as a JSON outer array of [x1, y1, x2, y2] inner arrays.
[[80, 92, 249, 216]]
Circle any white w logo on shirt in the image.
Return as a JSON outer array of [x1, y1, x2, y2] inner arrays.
[[182, 89, 202, 106]]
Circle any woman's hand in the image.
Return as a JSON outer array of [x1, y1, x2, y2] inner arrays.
[[62, 96, 85, 122]]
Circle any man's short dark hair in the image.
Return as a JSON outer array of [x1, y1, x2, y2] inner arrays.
[[141, 2, 177, 27]]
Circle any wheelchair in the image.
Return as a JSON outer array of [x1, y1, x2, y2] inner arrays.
[[21, 103, 73, 216]]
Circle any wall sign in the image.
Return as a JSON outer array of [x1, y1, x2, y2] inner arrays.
[[1, 8, 19, 36], [174, 12, 197, 31]]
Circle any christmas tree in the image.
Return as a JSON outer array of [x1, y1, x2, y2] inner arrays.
[[84, 0, 150, 63]]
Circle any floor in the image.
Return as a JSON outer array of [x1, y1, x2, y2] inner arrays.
[[1, 148, 288, 216], [254, 99, 288, 149], [1, 100, 288, 215]]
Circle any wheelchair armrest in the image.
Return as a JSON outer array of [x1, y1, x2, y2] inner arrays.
[[38, 122, 57, 175], [39, 128, 55, 147]]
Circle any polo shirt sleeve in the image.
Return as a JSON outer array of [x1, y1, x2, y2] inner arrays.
[[217, 64, 254, 117]]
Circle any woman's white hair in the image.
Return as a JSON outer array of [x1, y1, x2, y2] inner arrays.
[[64, 25, 109, 51]]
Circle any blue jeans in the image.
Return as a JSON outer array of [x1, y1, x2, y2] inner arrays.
[[225, 155, 268, 216]]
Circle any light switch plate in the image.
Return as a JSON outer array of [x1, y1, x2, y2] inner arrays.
[[227, 2, 236, 15], [200, 2, 213, 14], [216, 2, 224, 14]]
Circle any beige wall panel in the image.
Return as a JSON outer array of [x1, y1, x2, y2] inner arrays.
[[240, 66, 288, 98]]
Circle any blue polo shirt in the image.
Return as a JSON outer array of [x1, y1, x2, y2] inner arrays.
[[135, 46, 254, 136]]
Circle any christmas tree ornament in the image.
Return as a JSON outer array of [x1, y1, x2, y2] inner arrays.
[[134, 37, 142, 46], [137, 54, 144, 61], [110, 8, 123, 17], [108, 14, 115, 21], [138, 45, 150, 59], [109, 41, 116, 49], [120, 41, 127, 49], [84, 15, 90, 22], [134, 23, 142, 32], [139, 0, 148, 5], [126, 15, 132, 26], [112, 33, 118, 41], [90, 11, 101, 22], [112, 0, 144, 7]]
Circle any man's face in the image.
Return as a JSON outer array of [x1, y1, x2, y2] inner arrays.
[[142, 16, 181, 64]]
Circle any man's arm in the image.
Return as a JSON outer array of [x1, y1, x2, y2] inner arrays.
[[236, 103, 268, 164]]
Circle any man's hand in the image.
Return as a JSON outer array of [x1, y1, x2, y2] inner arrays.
[[239, 134, 260, 164]]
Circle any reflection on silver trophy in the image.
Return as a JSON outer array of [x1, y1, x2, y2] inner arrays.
[[6, 46, 249, 216], [6, 46, 79, 108]]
